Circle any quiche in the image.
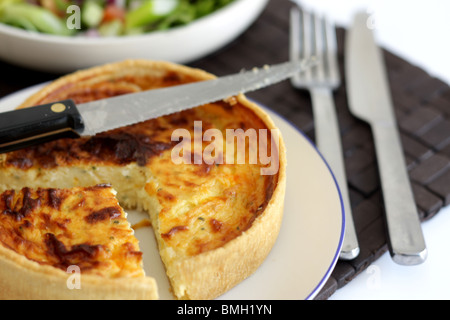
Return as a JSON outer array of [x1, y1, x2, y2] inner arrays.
[[0, 60, 286, 300], [0, 184, 157, 299]]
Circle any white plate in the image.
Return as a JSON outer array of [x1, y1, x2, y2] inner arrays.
[[0, 0, 268, 73], [0, 84, 345, 300]]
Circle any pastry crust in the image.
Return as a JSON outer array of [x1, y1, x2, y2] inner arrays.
[[0, 243, 158, 300], [0, 60, 286, 300]]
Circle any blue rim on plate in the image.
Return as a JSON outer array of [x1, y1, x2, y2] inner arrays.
[[299, 128, 345, 300], [258, 103, 345, 300]]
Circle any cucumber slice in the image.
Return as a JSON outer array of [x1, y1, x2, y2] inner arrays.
[[81, 1, 104, 28], [99, 19, 123, 36], [0, 3, 72, 35], [125, 0, 177, 29]]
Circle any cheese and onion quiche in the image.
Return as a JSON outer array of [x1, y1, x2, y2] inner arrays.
[[0, 60, 286, 300], [0, 184, 157, 299]]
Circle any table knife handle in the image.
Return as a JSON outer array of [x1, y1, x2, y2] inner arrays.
[[0, 99, 84, 154], [372, 123, 427, 265]]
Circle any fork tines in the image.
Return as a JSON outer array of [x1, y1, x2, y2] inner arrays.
[[290, 6, 340, 89]]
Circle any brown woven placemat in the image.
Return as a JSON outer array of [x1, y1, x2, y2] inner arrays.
[[0, 0, 449, 300]]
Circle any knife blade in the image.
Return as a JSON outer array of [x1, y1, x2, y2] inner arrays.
[[0, 58, 315, 154], [346, 12, 427, 265]]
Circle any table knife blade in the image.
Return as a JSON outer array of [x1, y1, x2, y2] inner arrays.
[[346, 12, 427, 265]]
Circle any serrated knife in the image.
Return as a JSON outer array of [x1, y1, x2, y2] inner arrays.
[[0, 59, 314, 154], [346, 12, 427, 265]]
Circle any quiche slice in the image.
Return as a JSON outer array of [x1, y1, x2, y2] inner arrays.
[[0, 60, 286, 300], [0, 184, 157, 299]]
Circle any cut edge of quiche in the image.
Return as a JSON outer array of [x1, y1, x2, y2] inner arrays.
[[0, 60, 287, 300]]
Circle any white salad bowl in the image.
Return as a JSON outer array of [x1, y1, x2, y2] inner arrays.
[[0, 0, 269, 73]]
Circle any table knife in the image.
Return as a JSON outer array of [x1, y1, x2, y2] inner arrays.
[[0, 59, 314, 154], [346, 12, 427, 265]]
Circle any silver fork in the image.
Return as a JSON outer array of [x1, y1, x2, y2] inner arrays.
[[290, 5, 360, 260]]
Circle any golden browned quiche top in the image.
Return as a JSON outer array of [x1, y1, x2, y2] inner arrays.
[[0, 184, 143, 278], [1, 61, 279, 258]]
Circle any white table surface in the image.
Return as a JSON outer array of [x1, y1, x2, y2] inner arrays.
[[293, 0, 450, 300]]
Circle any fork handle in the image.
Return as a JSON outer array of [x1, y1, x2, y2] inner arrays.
[[310, 87, 360, 259]]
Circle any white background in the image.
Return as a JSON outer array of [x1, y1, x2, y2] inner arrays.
[[295, 0, 450, 83], [293, 0, 450, 300]]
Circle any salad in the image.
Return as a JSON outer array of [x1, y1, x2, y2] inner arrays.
[[0, 0, 236, 36]]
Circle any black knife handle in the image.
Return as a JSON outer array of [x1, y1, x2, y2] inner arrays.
[[0, 99, 84, 154]]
